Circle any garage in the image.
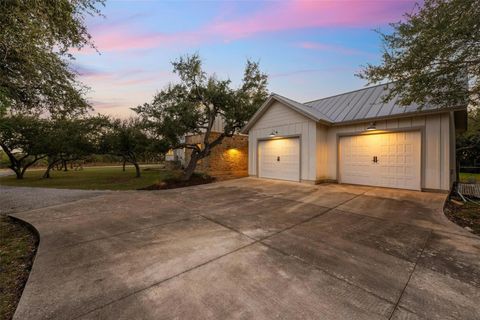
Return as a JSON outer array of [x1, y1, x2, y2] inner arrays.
[[339, 131, 421, 190], [243, 86, 464, 191], [258, 138, 300, 182]]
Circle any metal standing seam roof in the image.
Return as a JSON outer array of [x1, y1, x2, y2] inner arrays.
[[302, 82, 445, 124], [271, 94, 332, 123], [242, 83, 463, 133]]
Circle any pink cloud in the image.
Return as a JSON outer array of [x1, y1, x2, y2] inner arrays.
[[93, 29, 200, 52], [205, 0, 414, 41], [115, 75, 163, 86], [77, 66, 169, 87], [89, 99, 125, 110], [270, 66, 353, 78], [297, 41, 370, 56], [77, 0, 413, 54]]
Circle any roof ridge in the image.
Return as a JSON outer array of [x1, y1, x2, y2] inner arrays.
[[272, 93, 334, 120], [272, 93, 335, 122], [303, 82, 392, 105]]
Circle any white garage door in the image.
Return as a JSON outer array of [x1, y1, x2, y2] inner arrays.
[[339, 131, 421, 190], [258, 138, 300, 182]]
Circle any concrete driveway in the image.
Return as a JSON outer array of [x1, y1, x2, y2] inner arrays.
[[8, 178, 480, 320]]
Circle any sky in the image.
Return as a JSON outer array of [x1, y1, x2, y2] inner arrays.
[[73, 0, 417, 118]]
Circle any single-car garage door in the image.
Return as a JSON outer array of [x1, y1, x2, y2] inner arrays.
[[339, 131, 421, 190], [258, 138, 300, 182]]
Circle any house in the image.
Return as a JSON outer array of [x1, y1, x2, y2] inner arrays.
[[184, 132, 248, 179], [168, 117, 249, 179], [241, 83, 468, 192]]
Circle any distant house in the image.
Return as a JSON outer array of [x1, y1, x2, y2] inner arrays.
[[241, 83, 468, 192]]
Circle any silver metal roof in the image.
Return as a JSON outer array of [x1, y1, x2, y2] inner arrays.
[[242, 83, 463, 133], [302, 83, 440, 124], [271, 94, 332, 123]]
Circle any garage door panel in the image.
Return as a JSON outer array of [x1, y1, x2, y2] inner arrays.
[[258, 138, 300, 182], [340, 131, 421, 190]]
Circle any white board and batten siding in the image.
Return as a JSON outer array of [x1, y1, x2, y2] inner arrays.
[[248, 101, 318, 182], [248, 99, 454, 191], [325, 113, 454, 191]]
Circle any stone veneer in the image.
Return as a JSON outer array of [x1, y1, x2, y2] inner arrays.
[[184, 133, 248, 179]]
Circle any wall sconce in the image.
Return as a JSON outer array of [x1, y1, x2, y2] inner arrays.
[[366, 122, 376, 131], [269, 130, 278, 137]]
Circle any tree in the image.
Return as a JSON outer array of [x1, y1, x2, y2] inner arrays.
[[358, 0, 479, 109], [0, 0, 103, 116], [456, 107, 480, 170], [42, 116, 108, 178], [135, 54, 268, 180], [0, 115, 49, 179], [100, 118, 153, 178], [0, 1, 103, 178]]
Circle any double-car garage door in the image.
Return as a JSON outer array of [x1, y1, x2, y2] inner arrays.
[[257, 131, 421, 190]]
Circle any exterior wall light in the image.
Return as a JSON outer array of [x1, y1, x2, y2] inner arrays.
[[366, 122, 376, 131], [269, 130, 278, 137]]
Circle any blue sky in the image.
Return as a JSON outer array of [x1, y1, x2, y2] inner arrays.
[[73, 0, 416, 118]]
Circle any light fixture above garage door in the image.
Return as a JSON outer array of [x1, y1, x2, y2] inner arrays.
[[366, 122, 376, 131]]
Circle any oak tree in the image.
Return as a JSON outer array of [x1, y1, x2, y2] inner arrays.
[[358, 0, 479, 109], [100, 118, 153, 178], [135, 54, 268, 180], [0, 115, 48, 179], [42, 116, 108, 178], [0, 0, 103, 116]]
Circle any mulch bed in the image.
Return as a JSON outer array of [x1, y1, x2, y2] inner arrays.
[[140, 174, 215, 190], [0, 216, 38, 320], [444, 197, 480, 235]]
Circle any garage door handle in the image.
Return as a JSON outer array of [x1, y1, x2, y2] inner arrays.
[[277, 156, 280, 162], [373, 156, 378, 163]]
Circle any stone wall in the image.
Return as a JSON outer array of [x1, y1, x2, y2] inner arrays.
[[185, 133, 248, 179]]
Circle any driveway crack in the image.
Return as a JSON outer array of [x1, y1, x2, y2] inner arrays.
[[72, 239, 259, 320], [388, 229, 432, 320], [72, 190, 370, 319]]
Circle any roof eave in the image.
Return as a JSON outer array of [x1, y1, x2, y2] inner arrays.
[[240, 95, 325, 133], [330, 106, 467, 126]]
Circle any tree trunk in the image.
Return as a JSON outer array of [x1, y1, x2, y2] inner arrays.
[[183, 152, 199, 181], [1, 143, 24, 179], [9, 161, 25, 179], [43, 160, 58, 179], [13, 167, 23, 179], [133, 162, 141, 178], [122, 159, 126, 172], [43, 166, 52, 179], [62, 159, 68, 171]]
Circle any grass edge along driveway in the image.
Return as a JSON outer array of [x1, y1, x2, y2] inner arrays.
[[0, 166, 177, 191]]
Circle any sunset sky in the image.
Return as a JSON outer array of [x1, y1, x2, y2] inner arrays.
[[74, 0, 417, 118]]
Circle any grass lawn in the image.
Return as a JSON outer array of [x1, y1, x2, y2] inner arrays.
[[459, 172, 480, 183], [0, 166, 179, 190], [0, 216, 37, 320]]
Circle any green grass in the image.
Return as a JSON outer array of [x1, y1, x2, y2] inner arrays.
[[0, 216, 37, 320], [460, 172, 480, 183], [0, 166, 179, 190]]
